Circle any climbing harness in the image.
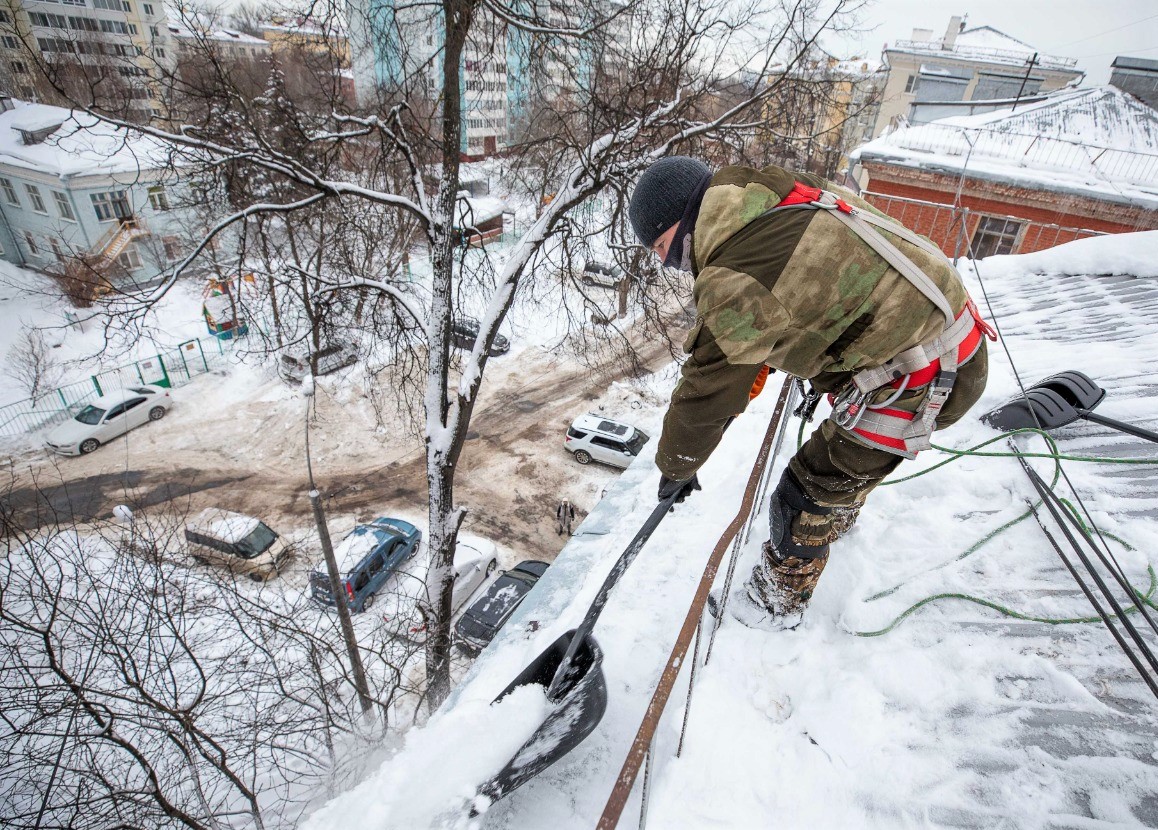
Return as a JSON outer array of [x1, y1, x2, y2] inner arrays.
[[767, 183, 998, 458]]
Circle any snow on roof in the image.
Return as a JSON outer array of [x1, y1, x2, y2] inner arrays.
[[889, 25, 1077, 72], [168, 23, 270, 46], [0, 101, 174, 180], [331, 524, 390, 575], [457, 194, 509, 225], [854, 86, 1158, 209], [299, 231, 1158, 828]]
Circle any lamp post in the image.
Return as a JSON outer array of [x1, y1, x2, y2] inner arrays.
[[303, 381, 375, 717]]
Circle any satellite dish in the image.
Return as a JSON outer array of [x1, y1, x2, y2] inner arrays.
[[113, 505, 134, 523]]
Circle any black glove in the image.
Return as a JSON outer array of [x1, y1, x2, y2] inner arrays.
[[658, 474, 701, 504]]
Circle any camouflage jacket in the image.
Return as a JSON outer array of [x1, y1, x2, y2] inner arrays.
[[655, 164, 969, 481]]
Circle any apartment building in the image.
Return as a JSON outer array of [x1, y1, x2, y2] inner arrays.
[[872, 16, 1083, 138], [0, 0, 175, 122], [1110, 56, 1158, 111], [0, 97, 191, 290]]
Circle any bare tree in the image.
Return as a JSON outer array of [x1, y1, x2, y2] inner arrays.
[[4, 325, 64, 405], [19, 0, 865, 710]]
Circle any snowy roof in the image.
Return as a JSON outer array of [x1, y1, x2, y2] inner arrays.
[[889, 26, 1078, 73], [0, 101, 174, 180], [854, 86, 1158, 209], [457, 194, 509, 225], [300, 231, 1158, 826], [167, 23, 270, 47]]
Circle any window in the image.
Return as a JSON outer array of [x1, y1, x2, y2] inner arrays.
[[0, 11, 9, 23], [10, 60, 27, 74], [162, 236, 182, 261], [23, 231, 39, 256], [117, 246, 142, 269], [25, 184, 46, 213], [903, 74, 916, 93], [90, 189, 130, 221], [147, 185, 169, 211], [30, 12, 68, 27], [155, 47, 165, 58], [367, 553, 384, 575], [143, 2, 153, 13], [93, 0, 130, 8], [60, 0, 87, 6], [1, 36, 17, 49], [0, 178, 18, 205], [49, 236, 64, 261], [590, 436, 626, 452], [53, 191, 75, 220], [971, 215, 1023, 258], [122, 397, 146, 413], [149, 24, 158, 36]]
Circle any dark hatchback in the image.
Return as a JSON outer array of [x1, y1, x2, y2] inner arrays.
[[454, 560, 550, 653], [451, 318, 510, 356]]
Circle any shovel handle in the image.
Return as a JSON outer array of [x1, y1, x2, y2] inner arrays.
[[1078, 410, 1158, 444], [546, 491, 681, 699]]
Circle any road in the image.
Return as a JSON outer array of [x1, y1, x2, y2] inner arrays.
[[3, 326, 682, 562]]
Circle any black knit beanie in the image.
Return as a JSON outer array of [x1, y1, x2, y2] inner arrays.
[[628, 156, 712, 248]]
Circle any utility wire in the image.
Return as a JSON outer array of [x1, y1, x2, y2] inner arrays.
[[1049, 13, 1158, 49]]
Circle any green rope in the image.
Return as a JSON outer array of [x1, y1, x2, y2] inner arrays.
[[819, 425, 1158, 637]]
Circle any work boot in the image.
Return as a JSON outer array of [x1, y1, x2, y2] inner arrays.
[[743, 541, 829, 628]]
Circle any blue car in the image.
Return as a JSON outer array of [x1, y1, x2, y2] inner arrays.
[[309, 517, 422, 612]]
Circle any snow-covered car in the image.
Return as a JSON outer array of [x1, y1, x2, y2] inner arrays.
[[309, 517, 422, 613], [454, 560, 550, 653], [278, 342, 359, 383], [564, 413, 650, 469], [441, 534, 501, 616], [44, 385, 172, 455], [185, 508, 292, 581], [577, 261, 623, 288], [451, 318, 509, 356]]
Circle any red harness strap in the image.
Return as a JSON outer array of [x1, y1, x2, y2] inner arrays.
[[889, 299, 996, 390], [778, 182, 854, 214]]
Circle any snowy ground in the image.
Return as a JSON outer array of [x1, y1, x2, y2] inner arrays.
[[299, 231, 1158, 829]]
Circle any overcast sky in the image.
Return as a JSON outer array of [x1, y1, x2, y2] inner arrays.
[[827, 0, 1157, 85]]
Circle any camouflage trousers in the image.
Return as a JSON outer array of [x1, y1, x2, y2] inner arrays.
[[756, 341, 989, 614]]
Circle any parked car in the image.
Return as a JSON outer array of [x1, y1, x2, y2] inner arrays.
[[578, 261, 623, 288], [309, 517, 422, 613], [564, 414, 650, 469], [451, 318, 510, 356], [45, 385, 172, 456], [185, 508, 292, 581], [446, 534, 501, 616], [279, 342, 359, 383], [455, 560, 550, 653]]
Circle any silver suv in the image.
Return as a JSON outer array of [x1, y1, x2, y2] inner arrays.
[[564, 414, 650, 468]]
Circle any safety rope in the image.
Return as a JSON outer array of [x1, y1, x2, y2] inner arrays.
[[810, 425, 1158, 637]]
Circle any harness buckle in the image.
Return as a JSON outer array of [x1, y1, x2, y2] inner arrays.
[[831, 384, 870, 430]]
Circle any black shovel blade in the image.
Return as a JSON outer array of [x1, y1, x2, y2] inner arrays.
[[475, 629, 608, 807], [983, 387, 1083, 432], [1029, 370, 1107, 411]]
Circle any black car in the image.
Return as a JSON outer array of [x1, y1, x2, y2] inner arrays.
[[454, 560, 549, 653], [451, 318, 510, 356]]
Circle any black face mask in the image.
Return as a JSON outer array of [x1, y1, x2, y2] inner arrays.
[[662, 170, 713, 272]]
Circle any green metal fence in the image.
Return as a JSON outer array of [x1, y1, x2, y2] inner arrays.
[[0, 335, 227, 438]]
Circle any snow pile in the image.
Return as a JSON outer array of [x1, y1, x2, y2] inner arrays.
[[976, 229, 1158, 277]]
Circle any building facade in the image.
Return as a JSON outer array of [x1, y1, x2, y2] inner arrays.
[[1110, 56, 1158, 111], [0, 0, 175, 122], [0, 99, 191, 290], [853, 86, 1158, 258], [873, 17, 1083, 138]]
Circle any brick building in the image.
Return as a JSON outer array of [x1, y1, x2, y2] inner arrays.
[[852, 86, 1158, 258]]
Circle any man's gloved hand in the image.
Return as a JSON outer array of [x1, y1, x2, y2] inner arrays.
[[658, 474, 701, 504]]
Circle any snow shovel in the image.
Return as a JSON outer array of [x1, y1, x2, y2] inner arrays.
[[983, 370, 1158, 444], [473, 490, 681, 811]]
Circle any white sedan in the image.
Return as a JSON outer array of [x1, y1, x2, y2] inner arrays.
[[449, 535, 501, 615], [45, 385, 172, 455]]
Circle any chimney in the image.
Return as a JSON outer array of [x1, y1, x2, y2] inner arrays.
[[942, 16, 962, 50]]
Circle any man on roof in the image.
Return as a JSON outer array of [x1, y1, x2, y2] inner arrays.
[[629, 156, 993, 629]]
